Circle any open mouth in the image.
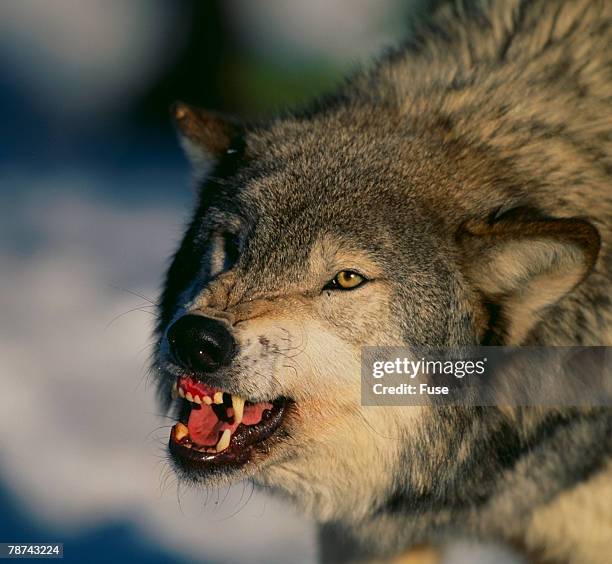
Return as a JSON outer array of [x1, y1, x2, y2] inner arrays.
[[168, 376, 287, 471]]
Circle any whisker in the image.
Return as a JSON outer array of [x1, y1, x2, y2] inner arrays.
[[282, 363, 298, 378], [144, 424, 174, 442], [351, 404, 403, 441], [220, 484, 232, 507], [105, 305, 158, 330], [137, 341, 157, 356], [109, 284, 158, 305], [218, 480, 256, 521]]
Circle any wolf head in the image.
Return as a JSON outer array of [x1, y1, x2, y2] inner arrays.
[[153, 101, 599, 523]]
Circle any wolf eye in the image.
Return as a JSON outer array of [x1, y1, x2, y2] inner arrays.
[[325, 270, 367, 291]]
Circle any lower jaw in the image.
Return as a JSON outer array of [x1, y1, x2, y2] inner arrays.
[[168, 439, 252, 478]]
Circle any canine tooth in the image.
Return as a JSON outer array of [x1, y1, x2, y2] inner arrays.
[[213, 391, 223, 404], [178, 387, 185, 398], [194, 394, 202, 404], [232, 395, 245, 425], [216, 429, 231, 452], [202, 395, 212, 405], [171, 383, 178, 400], [174, 422, 189, 441], [185, 392, 194, 402]]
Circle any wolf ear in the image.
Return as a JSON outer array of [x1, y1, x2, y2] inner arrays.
[[171, 102, 239, 180], [457, 209, 600, 344]]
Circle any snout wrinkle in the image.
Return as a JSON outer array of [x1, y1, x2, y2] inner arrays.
[[193, 298, 289, 327], [230, 298, 283, 325], [192, 269, 309, 326], [193, 271, 239, 313]]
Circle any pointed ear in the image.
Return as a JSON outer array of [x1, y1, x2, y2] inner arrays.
[[457, 209, 600, 344], [171, 102, 240, 180]]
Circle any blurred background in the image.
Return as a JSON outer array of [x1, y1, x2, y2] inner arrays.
[[0, 1, 521, 563]]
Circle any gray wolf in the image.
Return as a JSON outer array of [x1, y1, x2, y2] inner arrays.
[[152, 0, 612, 562]]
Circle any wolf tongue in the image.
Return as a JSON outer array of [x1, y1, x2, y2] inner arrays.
[[187, 402, 274, 447], [188, 405, 231, 446]]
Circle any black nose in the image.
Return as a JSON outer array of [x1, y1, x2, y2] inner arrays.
[[167, 315, 236, 373]]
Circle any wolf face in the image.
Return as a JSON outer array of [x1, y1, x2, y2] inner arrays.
[[154, 98, 601, 525], [156, 110, 462, 520]]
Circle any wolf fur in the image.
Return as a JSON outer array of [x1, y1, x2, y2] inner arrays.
[[154, 1, 612, 562]]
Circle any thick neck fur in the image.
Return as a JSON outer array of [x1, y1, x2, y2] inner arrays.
[[318, 408, 612, 562]]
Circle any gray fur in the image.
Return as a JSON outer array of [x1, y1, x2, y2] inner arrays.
[[155, 1, 612, 562]]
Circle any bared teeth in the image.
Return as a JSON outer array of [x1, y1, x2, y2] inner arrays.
[[172, 388, 251, 453], [232, 395, 245, 425], [177, 386, 208, 404], [174, 422, 189, 441], [175, 381, 231, 410], [215, 429, 231, 452]]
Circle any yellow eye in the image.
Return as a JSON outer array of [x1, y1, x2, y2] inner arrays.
[[329, 270, 366, 290]]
